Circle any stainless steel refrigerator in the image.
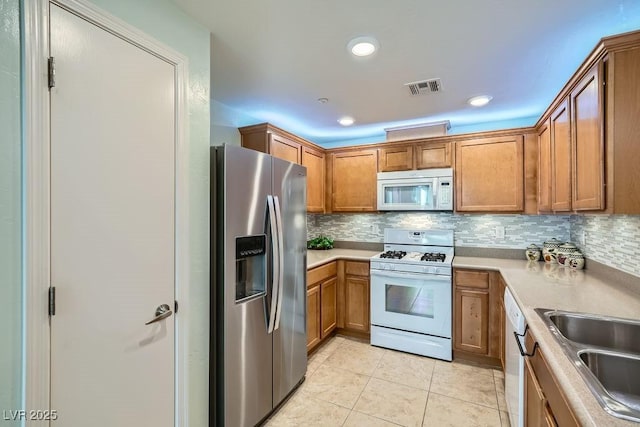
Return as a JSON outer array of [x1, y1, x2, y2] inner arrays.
[[210, 145, 307, 427]]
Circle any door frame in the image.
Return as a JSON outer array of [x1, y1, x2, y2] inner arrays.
[[23, 0, 191, 424]]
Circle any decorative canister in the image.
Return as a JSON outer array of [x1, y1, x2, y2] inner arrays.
[[525, 244, 541, 261], [556, 242, 579, 267], [542, 238, 562, 264], [567, 252, 585, 270]]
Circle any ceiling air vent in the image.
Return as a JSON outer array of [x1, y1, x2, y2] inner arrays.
[[405, 78, 442, 96]]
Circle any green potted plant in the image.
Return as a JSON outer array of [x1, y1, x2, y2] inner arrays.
[[306, 235, 334, 250]]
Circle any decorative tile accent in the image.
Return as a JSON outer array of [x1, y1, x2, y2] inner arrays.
[[570, 215, 640, 278], [308, 213, 570, 249]]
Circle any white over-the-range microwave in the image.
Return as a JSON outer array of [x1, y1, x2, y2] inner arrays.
[[377, 168, 453, 211]]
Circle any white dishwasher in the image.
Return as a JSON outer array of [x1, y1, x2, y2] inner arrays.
[[504, 287, 526, 427]]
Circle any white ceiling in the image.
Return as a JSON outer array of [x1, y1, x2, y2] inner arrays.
[[174, 0, 640, 145]]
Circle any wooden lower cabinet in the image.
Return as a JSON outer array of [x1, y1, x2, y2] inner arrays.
[[306, 284, 321, 352], [524, 333, 578, 426], [525, 357, 555, 427], [344, 275, 369, 332], [453, 268, 505, 367], [306, 262, 337, 353], [320, 277, 337, 336], [454, 288, 489, 354]]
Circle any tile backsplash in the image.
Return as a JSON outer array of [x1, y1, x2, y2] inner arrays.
[[307, 212, 640, 279], [570, 215, 640, 278], [307, 213, 571, 249]]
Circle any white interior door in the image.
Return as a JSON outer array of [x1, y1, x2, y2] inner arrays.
[[50, 4, 175, 426]]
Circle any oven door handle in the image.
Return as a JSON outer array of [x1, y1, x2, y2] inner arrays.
[[370, 270, 451, 281]]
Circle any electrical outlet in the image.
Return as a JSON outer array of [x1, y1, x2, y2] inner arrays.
[[581, 230, 586, 246], [495, 226, 505, 239]]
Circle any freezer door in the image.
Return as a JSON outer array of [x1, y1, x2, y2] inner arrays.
[[217, 145, 274, 427], [272, 157, 308, 405]]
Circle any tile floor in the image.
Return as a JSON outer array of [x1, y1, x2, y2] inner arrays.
[[266, 335, 511, 427]]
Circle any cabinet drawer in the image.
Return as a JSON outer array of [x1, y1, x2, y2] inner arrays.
[[345, 261, 369, 276], [307, 261, 337, 286], [454, 269, 490, 289]]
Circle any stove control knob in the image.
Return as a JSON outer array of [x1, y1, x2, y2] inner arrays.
[[430, 267, 436, 274], [390, 264, 396, 271], [383, 264, 390, 270]]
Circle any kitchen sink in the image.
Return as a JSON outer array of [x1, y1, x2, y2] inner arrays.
[[579, 350, 640, 413], [546, 311, 640, 354], [536, 308, 640, 422]]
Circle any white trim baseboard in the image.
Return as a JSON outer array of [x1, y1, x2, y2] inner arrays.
[[23, 1, 191, 425]]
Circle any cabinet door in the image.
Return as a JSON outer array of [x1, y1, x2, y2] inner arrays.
[[302, 146, 325, 213], [306, 285, 321, 352], [320, 277, 337, 338], [415, 140, 452, 169], [571, 64, 604, 210], [537, 120, 552, 212], [524, 357, 547, 427], [344, 275, 370, 332], [270, 133, 301, 164], [454, 288, 489, 354], [331, 149, 377, 212], [378, 145, 413, 171], [455, 136, 524, 212], [551, 99, 572, 211]]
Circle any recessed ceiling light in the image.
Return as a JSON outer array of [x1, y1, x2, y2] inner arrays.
[[317, 97, 329, 104], [338, 116, 355, 126], [347, 36, 378, 57], [468, 95, 493, 107]]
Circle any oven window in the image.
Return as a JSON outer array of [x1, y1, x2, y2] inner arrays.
[[385, 284, 434, 318], [383, 184, 433, 206]]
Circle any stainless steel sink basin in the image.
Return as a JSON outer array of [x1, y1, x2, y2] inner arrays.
[[579, 350, 640, 419], [536, 308, 640, 422], [547, 311, 640, 354]]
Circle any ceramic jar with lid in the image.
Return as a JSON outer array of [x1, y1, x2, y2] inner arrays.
[[567, 252, 585, 270], [557, 242, 579, 266], [525, 244, 541, 261], [542, 238, 562, 264]]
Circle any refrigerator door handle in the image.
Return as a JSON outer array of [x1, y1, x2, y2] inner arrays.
[[273, 196, 285, 331], [266, 195, 279, 334]]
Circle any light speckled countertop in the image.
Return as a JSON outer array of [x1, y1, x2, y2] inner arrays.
[[307, 248, 379, 269], [454, 257, 640, 426]]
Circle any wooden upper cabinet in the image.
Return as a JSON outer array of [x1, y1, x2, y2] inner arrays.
[[378, 145, 413, 171], [330, 149, 378, 212], [455, 135, 524, 212], [301, 146, 325, 213], [538, 120, 552, 212], [571, 63, 604, 210], [551, 99, 572, 212], [415, 140, 453, 169], [270, 133, 301, 164]]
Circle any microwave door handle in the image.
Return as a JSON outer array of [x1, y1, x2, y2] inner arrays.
[[432, 178, 438, 209], [266, 195, 279, 334]]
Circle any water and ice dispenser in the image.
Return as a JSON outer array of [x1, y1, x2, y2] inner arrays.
[[235, 235, 266, 302]]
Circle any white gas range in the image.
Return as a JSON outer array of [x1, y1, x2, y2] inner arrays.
[[370, 228, 454, 361]]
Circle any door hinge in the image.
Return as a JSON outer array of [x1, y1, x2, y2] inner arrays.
[[48, 57, 55, 89], [174, 300, 179, 314], [48, 287, 56, 316]]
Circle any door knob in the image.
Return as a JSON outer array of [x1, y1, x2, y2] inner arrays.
[[145, 304, 173, 325]]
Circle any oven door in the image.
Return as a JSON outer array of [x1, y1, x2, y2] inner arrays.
[[370, 269, 451, 338]]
